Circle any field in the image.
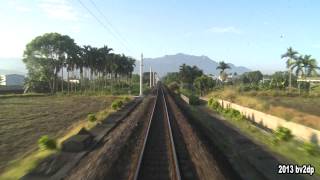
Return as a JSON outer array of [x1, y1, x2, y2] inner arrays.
[[0, 95, 117, 172], [206, 87, 320, 130]]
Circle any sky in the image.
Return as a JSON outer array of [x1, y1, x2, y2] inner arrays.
[[0, 0, 320, 74]]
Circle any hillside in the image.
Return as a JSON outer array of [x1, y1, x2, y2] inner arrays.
[[134, 53, 250, 76]]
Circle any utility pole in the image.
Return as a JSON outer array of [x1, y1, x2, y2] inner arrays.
[[140, 53, 144, 96], [153, 72, 156, 86], [149, 67, 152, 88]]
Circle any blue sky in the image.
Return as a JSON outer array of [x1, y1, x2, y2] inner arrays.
[[0, 0, 320, 73]]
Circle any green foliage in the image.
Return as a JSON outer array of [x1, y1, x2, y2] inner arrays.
[[23, 33, 136, 94], [274, 126, 294, 143], [163, 72, 180, 84], [216, 61, 231, 75], [168, 81, 180, 92], [207, 97, 245, 121], [87, 113, 97, 122], [303, 142, 319, 156], [111, 100, 124, 110], [189, 95, 201, 105], [38, 135, 57, 150], [123, 96, 130, 102], [194, 75, 216, 96], [240, 71, 263, 85], [179, 64, 203, 84]]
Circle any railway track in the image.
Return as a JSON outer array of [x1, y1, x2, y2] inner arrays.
[[133, 86, 181, 180]]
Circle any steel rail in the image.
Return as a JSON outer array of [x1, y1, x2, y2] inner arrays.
[[133, 85, 181, 180]]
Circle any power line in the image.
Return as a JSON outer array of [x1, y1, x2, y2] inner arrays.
[[88, 0, 133, 50], [76, 0, 133, 54]]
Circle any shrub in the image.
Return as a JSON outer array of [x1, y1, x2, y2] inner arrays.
[[168, 81, 180, 92], [189, 95, 201, 105], [87, 113, 97, 122], [111, 100, 124, 110], [303, 142, 319, 156], [274, 126, 293, 142], [38, 135, 57, 150], [123, 96, 130, 102]]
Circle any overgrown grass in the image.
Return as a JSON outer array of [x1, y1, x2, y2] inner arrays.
[[206, 87, 320, 130], [204, 98, 320, 176]]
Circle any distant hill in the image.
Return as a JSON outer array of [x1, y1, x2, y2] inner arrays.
[[134, 53, 250, 77], [0, 58, 26, 75]]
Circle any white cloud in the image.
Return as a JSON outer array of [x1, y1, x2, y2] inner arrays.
[[207, 26, 241, 34], [38, 0, 79, 21]]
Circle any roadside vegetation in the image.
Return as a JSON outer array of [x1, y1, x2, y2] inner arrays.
[[163, 47, 320, 176], [205, 97, 320, 176], [163, 47, 320, 129]]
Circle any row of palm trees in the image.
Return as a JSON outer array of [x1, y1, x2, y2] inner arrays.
[[23, 33, 136, 94], [60, 45, 136, 93], [281, 47, 319, 91]]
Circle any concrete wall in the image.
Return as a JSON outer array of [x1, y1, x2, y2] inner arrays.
[[180, 94, 189, 104], [218, 99, 320, 145]]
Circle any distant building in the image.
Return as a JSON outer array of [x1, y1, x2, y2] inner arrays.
[[0, 74, 25, 86], [297, 77, 320, 83]]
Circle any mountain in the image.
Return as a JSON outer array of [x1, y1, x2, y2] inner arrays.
[[0, 58, 27, 75], [134, 53, 250, 77]]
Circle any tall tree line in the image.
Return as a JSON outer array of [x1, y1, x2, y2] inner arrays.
[[23, 32, 135, 93]]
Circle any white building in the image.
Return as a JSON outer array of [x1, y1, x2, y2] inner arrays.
[[0, 74, 25, 86]]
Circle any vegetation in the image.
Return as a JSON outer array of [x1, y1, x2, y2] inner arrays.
[[38, 135, 57, 150], [193, 103, 320, 176], [188, 95, 201, 105], [273, 126, 294, 143], [216, 61, 231, 81], [111, 100, 124, 110], [23, 32, 136, 94], [207, 87, 320, 129], [87, 113, 97, 123], [281, 47, 299, 91]]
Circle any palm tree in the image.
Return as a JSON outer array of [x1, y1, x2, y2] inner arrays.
[[281, 47, 298, 91], [216, 61, 231, 81], [290, 55, 318, 93]]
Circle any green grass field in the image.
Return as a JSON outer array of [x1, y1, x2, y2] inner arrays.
[[0, 95, 118, 173]]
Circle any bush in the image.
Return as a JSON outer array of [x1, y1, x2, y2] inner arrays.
[[274, 126, 293, 142], [303, 142, 319, 156], [189, 95, 200, 105], [87, 113, 97, 122], [111, 100, 124, 110], [208, 97, 223, 112], [38, 135, 57, 150], [123, 96, 130, 102], [168, 81, 180, 92]]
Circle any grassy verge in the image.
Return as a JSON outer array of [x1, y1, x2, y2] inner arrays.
[[203, 98, 320, 176], [0, 96, 131, 180], [206, 87, 320, 130]]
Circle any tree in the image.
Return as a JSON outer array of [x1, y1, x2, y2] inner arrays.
[[179, 64, 203, 85], [23, 33, 78, 93], [281, 47, 298, 91], [216, 61, 231, 82], [23, 33, 136, 94], [291, 55, 318, 93], [240, 71, 263, 85], [194, 75, 216, 96]]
